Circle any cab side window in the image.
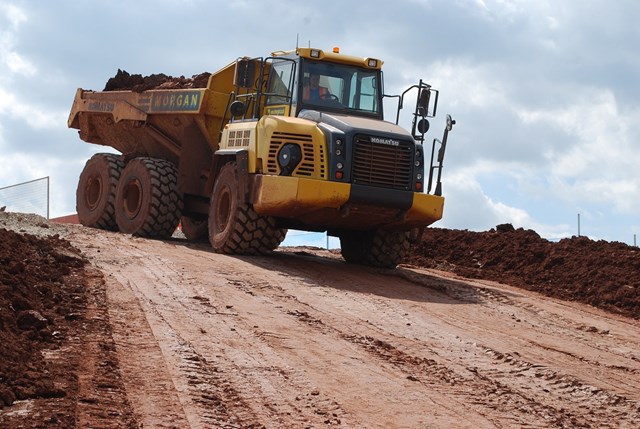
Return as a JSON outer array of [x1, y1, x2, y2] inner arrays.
[[266, 61, 295, 105]]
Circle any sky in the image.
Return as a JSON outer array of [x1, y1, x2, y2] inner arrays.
[[1, 0, 639, 248]]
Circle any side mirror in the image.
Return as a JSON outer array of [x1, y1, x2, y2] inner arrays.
[[417, 88, 430, 117], [446, 114, 456, 132]]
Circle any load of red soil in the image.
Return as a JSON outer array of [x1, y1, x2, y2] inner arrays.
[[0, 228, 86, 415], [408, 224, 640, 319], [104, 69, 211, 92]]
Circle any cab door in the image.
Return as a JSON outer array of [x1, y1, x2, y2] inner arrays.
[[263, 58, 297, 117]]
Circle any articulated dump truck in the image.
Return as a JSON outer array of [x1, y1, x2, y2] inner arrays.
[[68, 47, 454, 268]]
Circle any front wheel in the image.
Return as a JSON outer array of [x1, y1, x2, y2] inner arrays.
[[114, 157, 182, 239], [208, 162, 286, 254], [340, 229, 410, 268]]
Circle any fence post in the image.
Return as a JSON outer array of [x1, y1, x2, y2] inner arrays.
[[47, 176, 50, 219]]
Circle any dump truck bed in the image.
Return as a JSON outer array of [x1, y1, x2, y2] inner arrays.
[[69, 87, 212, 164], [68, 61, 238, 164]]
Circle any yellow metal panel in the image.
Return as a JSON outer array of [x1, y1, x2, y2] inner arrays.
[[297, 177, 350, 207], [253, 175, 350, 216], [406, 193, 445, 223], [256, 115, 326, 179], [220, 122, 255, 149], [219, 122, 259, 171], [295, 48, 384, 69], [206, 60, 237, 94], [252, 175, 300, 214], [253, 175, 445, 230]]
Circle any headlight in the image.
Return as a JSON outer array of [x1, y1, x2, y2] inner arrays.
[[277, 144, 302, 176]]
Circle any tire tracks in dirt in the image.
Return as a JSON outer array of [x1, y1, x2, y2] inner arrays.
[[242, 251, 640, 428], [71, 231, 640, 428]]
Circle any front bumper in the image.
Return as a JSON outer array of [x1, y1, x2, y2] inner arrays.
[[251, 175, 444, 231]]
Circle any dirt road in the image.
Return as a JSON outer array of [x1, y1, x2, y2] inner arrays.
[[50, 226, 640, 428]]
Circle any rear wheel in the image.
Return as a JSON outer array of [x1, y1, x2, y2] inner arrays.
[[208, 162, 286, 254], [76, 153, 124, 230], [340, 229, 410, 268], [114, 157, 182, 239]]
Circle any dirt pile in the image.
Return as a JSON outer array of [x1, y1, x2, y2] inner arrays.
[[0, 227, 86, 415], [0, 217, 136, 428], [104, 69, 211, 92], [408, 224, 640, 319]]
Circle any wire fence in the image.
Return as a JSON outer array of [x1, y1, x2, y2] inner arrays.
[[0, 177, 50, 219]]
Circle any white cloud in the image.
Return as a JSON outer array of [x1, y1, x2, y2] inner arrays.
[[5, 50, 35, 75], [440, 167, 572, 239], [439, 169, 520, 227], [0, 3, 27, 29], [420, 60, 509, 110], [0, 3, 35, 76], [516, 90, 640, 214], [0, 88, 66, 130], [0, 3, 53, 149]]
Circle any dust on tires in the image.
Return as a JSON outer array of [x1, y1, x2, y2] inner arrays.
[[114, 157, 182, 239], [76, 153, 124, 231], [208, 162, 286, 255]]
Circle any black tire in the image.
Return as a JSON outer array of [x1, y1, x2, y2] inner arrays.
[[180, 215, 208, 241], [76, 153, 124, 230], [339, 231, 367, 265], [208, 162, 287, 254], [114, 157, 182, 239], [340, 229, 410, 268]]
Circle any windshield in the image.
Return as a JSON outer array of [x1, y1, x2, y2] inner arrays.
[[300, 60, 382, 117]]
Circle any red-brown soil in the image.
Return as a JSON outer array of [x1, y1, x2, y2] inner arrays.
[[1, 214, 639, 427], [0, 223, 136, 428], [104, 69, 211, 92], [0, 228, 83, 410], [408, 224, 640, 319]]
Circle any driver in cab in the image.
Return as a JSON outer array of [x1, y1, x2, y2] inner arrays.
[[303, 73, 329, 101]]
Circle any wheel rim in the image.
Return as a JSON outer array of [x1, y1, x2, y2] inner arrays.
[[123, 178, 143, 219], [85, 175, 103, 210], [215, 186, 231, 233]]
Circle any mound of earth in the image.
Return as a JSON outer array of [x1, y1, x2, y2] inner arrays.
[[0, 227, 85, 413], [104, 69, 211, 92], [408, 224, 640, 319], [0, 214, 136, 428]]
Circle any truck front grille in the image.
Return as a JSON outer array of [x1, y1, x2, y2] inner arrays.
[[352, 135, 413, 190]]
